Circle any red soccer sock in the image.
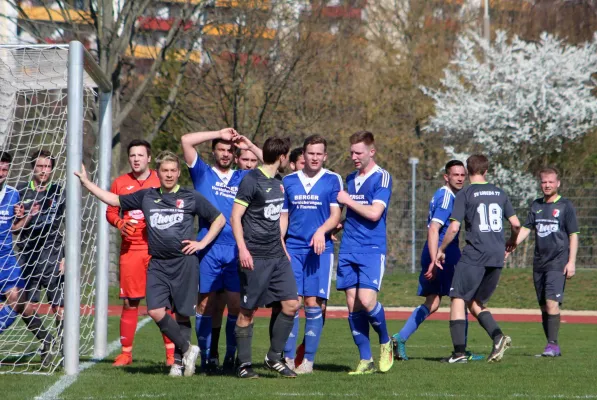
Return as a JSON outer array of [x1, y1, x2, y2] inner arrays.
[[120, 307, 138, 353]]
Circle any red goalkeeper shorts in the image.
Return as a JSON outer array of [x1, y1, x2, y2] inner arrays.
[[119, 249, 151, 300]]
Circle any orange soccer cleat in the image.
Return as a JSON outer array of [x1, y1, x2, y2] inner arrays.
[[112, 352, 133, 367]]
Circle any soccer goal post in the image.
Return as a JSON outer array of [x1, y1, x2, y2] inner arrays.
[[0, 41, 112, 376]]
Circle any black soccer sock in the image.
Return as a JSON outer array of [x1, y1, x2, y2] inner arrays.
[[546, 314, 560, 344], [156, 314, 189, 354], [541, 311, 549, 340], [449, 320, 467, 354], [22, 315, 52, 345], [268, 311, 295, 361], [210, 327, 221, 359], [235, 323, 253, 365], [477, 311, 503, 344], [269, 308, 280, 341], [177, 319, 192, 347]]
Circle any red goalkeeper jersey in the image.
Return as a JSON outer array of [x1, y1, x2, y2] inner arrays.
[[106, 170, 160, 250]]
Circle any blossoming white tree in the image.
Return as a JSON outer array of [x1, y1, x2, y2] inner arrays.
[[423, 30, 597, 201]]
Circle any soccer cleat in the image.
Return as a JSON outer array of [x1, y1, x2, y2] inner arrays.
[[264, 355, 297, 378], [465, 351, 485, 361], [169, 364, 184, 377], [379, 340, 394, 372], [166, 354, 175, 366], [237, 363, 259, 379], [541, 343, 562, 357], [222, 355, 236, 374], [392, 334, 408, 361], [487, 335, 512, 363], [40, 340, 58, 369], [284, 357, 295, 371], [446, 353, 468, 364], [201, 357, 219, 375], [112, 352, 133, 367], [294, 359, 313, 375], [348, 359, 376, 375], [182, 344, 200, 377], [294, 342, 306, 367]]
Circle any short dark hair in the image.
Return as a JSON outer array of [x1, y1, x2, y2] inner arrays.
[[539, 167, 560, 179], [445, 160, 465, 174], [289, 147, 304, 164], [466, 154, 489, 176], [30, 149, 54, 170], [211, 139, 233, 151], [303, 134, 327, 152], [349, 130, 375, 146], [127, 139, 151, 157], [0, 152, 13, 164], [263, 137, 291, 164]]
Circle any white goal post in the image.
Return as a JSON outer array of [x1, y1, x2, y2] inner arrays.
[[0, 41, 112, 376]]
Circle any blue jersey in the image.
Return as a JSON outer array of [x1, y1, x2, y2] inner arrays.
[[187, 153, 250, 246], [282, 169, 343, 254], [422, 186, 460, 266], [339, 165, 392, 254], [0, 185, 19, 259]]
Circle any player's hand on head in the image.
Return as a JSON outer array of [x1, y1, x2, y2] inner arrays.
[[239, 248, 254, 270], [116, 218, 137, 237], [310, 229, 326, 255], [336, 191, 351, 205], [233, 135, 253, 150], [181, 240, 205, 255], [219, 128, 236, 141]]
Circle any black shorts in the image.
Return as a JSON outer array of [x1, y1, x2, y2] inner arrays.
[[239, 256, 298, 310], [146, 256, 197, 317], [450, 262, 502, 305], [19, 246, 64, 307], [533, 270, 566, 305]]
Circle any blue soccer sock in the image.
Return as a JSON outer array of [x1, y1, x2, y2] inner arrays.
[[225, 314, 238, 359], [283, 311, 300, 359], [195, 313, 212, 363], [348, 310, 372, 360], [368, 302, 390, 344], [0, 305, 18, 333], [304, 306, 324, 362], [398, 304, 431, 341]]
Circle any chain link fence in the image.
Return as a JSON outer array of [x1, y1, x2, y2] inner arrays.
[[387, 178, 597, 274]]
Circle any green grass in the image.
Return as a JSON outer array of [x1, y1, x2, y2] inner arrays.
[[108, 269, 597, 310], [5, 315, 597, 399]]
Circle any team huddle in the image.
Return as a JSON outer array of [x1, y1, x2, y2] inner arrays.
[[71, 128, 578, 377]]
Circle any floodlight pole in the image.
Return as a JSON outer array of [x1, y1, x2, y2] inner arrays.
[[484, 0, 491, 43], [409, 157, 419, 274], [65, 40, 84, 376]]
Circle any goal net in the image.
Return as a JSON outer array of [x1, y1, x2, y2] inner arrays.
[[0, 43, 111, 374]]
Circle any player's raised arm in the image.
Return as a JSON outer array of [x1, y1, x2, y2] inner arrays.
[[75, 165, 120, 207], [180, 128, 238, 166]]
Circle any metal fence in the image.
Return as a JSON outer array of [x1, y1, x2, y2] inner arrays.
[[387, 178, 597, 273]]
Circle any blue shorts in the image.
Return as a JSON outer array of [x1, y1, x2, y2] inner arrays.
[[197, 243, 240, 294], [336, 253, 385, 292], [0, 255, 24, 300], [289, 250, 334, 299], [417, 244, 460, 297]]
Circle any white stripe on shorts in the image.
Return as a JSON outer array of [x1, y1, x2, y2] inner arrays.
[[379, 254, 386, 290]]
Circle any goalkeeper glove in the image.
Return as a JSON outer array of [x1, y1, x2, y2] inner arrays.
[[115, 218, 137, 237]]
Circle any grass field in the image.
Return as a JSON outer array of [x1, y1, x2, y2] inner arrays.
[[108, 268, 597, 310], [4, 315, 597, 400]]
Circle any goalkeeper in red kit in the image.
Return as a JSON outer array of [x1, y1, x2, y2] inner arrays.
[[106, 140, 175, 366]]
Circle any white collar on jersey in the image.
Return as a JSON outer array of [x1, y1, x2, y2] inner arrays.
[[443, 185, 455, 196], [298, 168, 327, 194], [354, 165, 380, 193], [211, 166, 234, 184]]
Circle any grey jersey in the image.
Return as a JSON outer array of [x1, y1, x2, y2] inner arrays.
[[16, 181, 65, 250], [234, 167, 285, 259], [119, 186, 221, 259], [451, 183, 515, 268], [524, 196, 579, 272]]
